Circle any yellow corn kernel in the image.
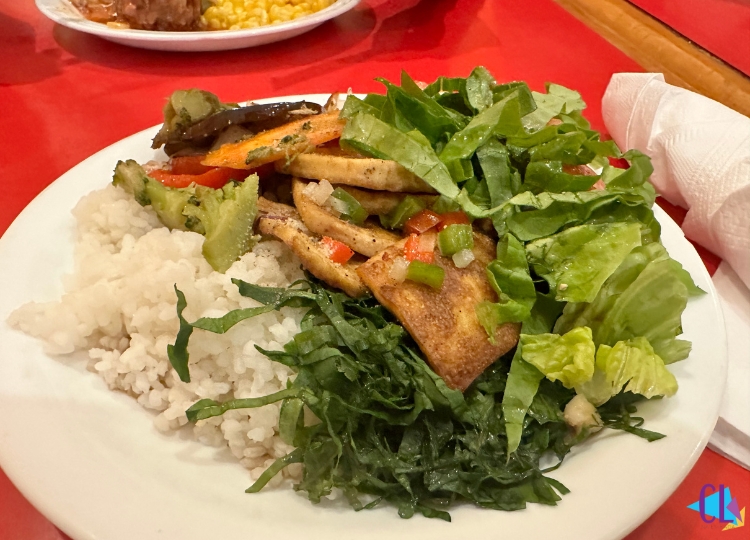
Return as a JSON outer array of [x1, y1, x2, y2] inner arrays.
[[201, 0, 334, 30]]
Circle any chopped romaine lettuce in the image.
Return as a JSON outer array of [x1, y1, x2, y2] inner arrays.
[[520, 326, 596, 389], [526, 222, 643, 303], [577, 337, 678, 406]]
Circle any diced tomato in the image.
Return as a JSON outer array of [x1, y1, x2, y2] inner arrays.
[[589, 179, 607, 191], [403, 233, 435, 263], [321, 236, 354, 264], [562, 164, 597, 176], [169, 155, 215, 175], [404, 209, 442, 235], [608, 157, 630, 169], [148, 167, 248, 189], [436, 211, 470, 231]]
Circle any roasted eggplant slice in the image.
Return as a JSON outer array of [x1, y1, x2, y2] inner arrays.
[[180, 101, 322, 146]]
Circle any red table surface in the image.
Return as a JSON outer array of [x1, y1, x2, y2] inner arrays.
[[631, 0, 750, 78], [1, 1, 748, 539]]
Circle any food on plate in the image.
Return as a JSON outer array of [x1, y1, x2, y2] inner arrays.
[[275, 146, 436, 192], [202, 0, 337, 30], [9, 67, 704, 521], [72, 0, 202, 30], [70, 0, 337, 31], [357, 233, 520, 390], [257, 210, 367, 298], [202, 110, 346, 169], [291, 178, 401, 257]]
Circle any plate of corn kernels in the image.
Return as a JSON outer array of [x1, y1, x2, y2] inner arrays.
[[35, 0, 361, 52]]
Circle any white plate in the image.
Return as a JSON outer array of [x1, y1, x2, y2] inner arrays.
[[0, 94, 727, 540], [35, 0, 361, 51]]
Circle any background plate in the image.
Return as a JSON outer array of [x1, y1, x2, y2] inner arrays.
[[35, 0, 361, 52], [0, 95, 727, 540]]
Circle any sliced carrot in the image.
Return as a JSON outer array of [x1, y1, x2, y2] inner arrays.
[[202, 111, 346, 170]]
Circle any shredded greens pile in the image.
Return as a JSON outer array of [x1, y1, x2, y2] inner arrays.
[[167, 68, 703, 520]]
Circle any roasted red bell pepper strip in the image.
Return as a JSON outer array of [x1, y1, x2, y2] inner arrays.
[[321, 236, 354, 264], [148, 167, 248, 189], [403, 233, 435, 263], [608, 156, 630, 169], [404, 209, 442, 235], [435, 211, 470, 231], [169, 155, 215, 175]]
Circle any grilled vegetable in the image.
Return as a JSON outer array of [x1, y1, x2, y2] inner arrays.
[[202, 111, 346, 169], [113, 159, 260, 272]]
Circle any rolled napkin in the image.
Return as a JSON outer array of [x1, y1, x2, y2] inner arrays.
[[603, 73, 750, 469], [603, 73, 750, 290]]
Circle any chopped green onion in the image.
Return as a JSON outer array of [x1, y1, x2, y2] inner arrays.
[[380, 195, 426, 229], [406, 260, 445, 289], [330, 188, 368, 225], [438, 224, 474, 257]]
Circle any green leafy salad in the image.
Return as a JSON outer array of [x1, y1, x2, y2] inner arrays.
[[165, 67, 703, 520]]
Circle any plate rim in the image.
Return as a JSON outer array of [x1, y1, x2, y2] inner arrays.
[[0, 93, 729, 540]]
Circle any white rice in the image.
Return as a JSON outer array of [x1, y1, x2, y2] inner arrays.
[[8, 184, 306, 484]]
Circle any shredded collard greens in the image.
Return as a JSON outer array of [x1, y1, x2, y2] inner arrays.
[[177, 278, 578, 520], [166, 68, 704, 520]]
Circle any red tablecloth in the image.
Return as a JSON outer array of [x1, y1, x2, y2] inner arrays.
[[631, 0, 750, 77], [1, 1, 748, 538]]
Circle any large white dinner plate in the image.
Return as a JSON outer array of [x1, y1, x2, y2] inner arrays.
[[0, 94, 727, 540], [35, 0, 361, 51]]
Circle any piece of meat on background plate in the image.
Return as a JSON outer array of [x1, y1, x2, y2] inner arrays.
[[357, 233, 520, 391]]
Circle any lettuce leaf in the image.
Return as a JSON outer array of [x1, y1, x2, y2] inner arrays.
[[340, 112, 460, 198], [502, 351, 544, 456], [439, 92, 522, 179], [577, 337, 678, 406], [476, 233, 536, 340], [523, 161, 601, 194], [506, 188, 655, 242], [526, 222, 642, 303], [554, 243, 704, 364], [519, 326, 596, 389], [502, 293, 565, 455], [522, 83, 586, 131]]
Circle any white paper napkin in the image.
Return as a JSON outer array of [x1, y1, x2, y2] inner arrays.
[[602, 73, 750, 469]]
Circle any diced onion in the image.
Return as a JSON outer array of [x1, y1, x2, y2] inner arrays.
[[303, 179, 334, 206], [452, 249, 475, 268], [389, 256, 410, 283], [418, 232, 436, 253]]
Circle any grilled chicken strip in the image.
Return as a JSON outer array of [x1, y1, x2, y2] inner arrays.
[[357, 233, 520, 391], [258, 211, 366, 298], [334, 185, 437, 216], [276, 146, 436, 193], [291, 178, 400, 258]]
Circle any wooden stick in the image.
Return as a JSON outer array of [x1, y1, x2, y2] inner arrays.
[[554, 0, 750, 117]]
